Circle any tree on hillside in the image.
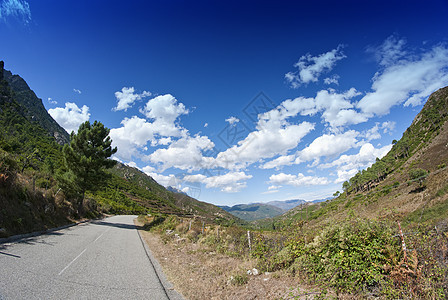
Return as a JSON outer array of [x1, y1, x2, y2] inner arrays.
[[60, 121, 117, 214]]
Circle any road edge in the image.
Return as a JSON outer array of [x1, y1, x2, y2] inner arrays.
[[136, 227, 185, 300], [0, 216, 106, 244]]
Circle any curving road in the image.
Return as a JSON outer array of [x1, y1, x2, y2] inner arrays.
[[0, 215, 183, 300]]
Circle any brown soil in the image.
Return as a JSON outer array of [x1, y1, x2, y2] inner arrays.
[[138, 228, 320, 300]]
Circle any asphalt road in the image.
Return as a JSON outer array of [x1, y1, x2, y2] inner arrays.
[[0, 215, 183, 300]]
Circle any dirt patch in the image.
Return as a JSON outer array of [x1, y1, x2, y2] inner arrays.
[[138, 229, 318, 300]]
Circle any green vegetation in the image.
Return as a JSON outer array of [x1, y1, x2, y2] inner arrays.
[[220, 203, 285, 221], [0, 62, 239, 237], [142, 86, 448, 298], [59, 120, 117, 214]]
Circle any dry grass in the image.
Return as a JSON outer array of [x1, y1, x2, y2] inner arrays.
[[137, 227, 319, 299]]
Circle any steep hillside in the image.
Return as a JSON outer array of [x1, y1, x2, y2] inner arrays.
[[272, 86, 448, 229], [1, 61, 70, 144]]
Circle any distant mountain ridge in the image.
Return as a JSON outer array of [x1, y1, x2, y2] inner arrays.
[[265, 199, 306, 210], [220, 198, 330, 221]]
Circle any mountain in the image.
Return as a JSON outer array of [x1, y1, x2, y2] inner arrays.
[[266, 199, 306, 210], [0, 61, 241, 237], [220, 203, 285, 221], [266, 86, 448, 229], [221, 198, 333, 221], [1, 62, 70, 144]]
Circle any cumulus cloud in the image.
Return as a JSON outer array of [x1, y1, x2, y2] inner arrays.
[[285, 45, 346, 88], [268, 172, 329, 187], [184, 171, 252, 193], [147, 135, 215, 172], [358, 41, 448, 116], [110, 94, 191, 161], [140, 94, 188, 121], [113, 87, 151, 112], [320, 143, 392, 183], [48, 102, 90, 134], [297, 130, 360, 164], [215, 100, 315, 169], [109, 116, 157, 160], [0, 0, 31, 24], [275, 88, 366, 129], [146, 172, 177, 187]]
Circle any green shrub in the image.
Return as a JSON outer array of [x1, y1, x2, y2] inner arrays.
[[295, 219, 401, 293], [229, 273, 248, 285], [409, 168, 428, 181]]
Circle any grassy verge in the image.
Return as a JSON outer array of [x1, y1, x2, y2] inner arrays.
[[138, 214, 448, 299]]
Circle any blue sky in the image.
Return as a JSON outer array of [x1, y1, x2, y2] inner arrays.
[[1, 0, 448, 205]]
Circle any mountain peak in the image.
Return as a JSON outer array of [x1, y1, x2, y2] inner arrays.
[[2, 62, 70, 145]]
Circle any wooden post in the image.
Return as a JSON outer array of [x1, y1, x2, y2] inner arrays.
[[189, 220, 192, 231], [217, 226, 220, 239], [247, 230, 251, 252], [397, 221, 408, 265], [202, 221, 205, 235]]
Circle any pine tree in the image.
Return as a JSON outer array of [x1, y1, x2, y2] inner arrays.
[[61, 121, 117, 214]]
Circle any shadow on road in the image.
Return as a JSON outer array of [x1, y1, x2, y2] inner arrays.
[[92, 221, 143, 230], [0, 251, 21, 258]]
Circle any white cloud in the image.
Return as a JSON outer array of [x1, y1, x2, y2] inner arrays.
[[0, 0, 31, 24], [215, 106, 314, 169], [324, 74, 340, 85], [73, 88, 82, 94], [214, 99, 316, 170], [368, 35, 407, 67], [109, 116, 157, 161], [47, 97, 57, 105], [261, 154, 295, 169], [125, 161, 138, 168], [148, 135, 215, 172], [113, 87, 151, 112], [184, 171, 252, 193], [297, 130, 360, 164], [225, 116, 240, 125], [140, 94, 188, 122], [362, 121, 396, 141], [204, 123, 208, 128], [285, 45, 346, 88], [312, 88, 365, 128], [48, 102, 90, 134], [110, 94, 191, 161], [147, 172, 176, 187], [358, 43, 448, 116], [268, 172, 329, 187], [381, 121, 395, 134], [320, 143, 392, 183], [261, 189, 279, 195], [279, 88, 366, 129], [142, 165, 155, 174]]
